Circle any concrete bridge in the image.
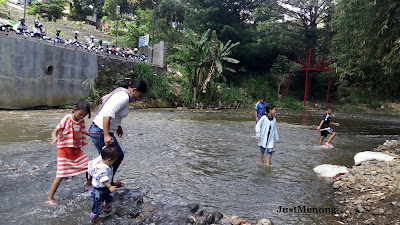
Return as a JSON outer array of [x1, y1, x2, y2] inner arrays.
[[0, 32, 166, 109]]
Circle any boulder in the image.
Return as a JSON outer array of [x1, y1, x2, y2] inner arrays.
[[354, 151, 395, 165], [231, 216, 242, 225], [257, 218, 274, 225], [313, 164, 349, 178]]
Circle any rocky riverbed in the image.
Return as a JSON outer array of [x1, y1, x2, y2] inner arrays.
[[332, 140, 400, 225]]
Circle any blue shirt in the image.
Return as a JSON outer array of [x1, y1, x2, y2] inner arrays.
[[255, 102, 266, 122]]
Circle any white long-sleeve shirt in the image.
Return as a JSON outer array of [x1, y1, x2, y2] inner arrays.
[[255, 115, 279, 148], [93, 91, 130, 133]]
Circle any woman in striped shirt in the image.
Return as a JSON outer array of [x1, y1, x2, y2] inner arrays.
[[46, 101, 91, 206]]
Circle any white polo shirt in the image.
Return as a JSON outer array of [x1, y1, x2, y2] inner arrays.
[[93, 91, 130, 133]]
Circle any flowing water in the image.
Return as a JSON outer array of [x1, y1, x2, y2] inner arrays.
[[0, 108, 399, 225]]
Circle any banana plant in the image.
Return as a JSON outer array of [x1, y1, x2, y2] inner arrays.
[[178, 29, 239, 106], [201, 30, 239, 94]]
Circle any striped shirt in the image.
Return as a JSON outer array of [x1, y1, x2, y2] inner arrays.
[[56, 114, 87, 148]]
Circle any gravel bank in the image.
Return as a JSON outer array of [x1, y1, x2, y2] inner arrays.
[[333, 140, 400, 225]]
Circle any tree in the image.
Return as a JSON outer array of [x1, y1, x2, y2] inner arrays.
[[176, 29, 239, 106], [71, 0, 96, 20], [102, 0, 131, 20], [201, 30, 239, 94], [330, 0, 400, 100], [157, 0, 186, 31], [119, 8, 153, 48], [277, 0, 334, 51], [185, 0, 259, 43], [0, 0, 6, 7], [28, 0, 66, 21], [270, 55, 301, 99]]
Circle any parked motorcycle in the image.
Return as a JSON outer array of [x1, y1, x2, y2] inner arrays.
[[53, 28, 65, 43], [30, 19, 50, 40]]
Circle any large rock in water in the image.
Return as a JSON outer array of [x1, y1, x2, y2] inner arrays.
[[354, 151, 395, 165], [313, 164, 349, 178], [257, 218, 274, 225]]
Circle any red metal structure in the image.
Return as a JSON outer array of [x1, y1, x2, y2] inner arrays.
[[295, 49, 332, 106]]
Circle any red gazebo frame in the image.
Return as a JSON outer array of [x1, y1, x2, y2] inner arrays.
[[295, 49, 332, 106]]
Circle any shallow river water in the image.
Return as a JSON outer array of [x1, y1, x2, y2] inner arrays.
[[0, 108, 399, 225]]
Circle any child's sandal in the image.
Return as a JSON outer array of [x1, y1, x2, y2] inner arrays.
[[99, 209, 115, 218]]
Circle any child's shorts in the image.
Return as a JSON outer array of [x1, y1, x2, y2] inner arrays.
[[320, 127, 333, 137], [260, 147, 274, 155]]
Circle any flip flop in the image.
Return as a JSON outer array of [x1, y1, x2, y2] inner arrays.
[[45, 200, 58, 206], [112, 181, 124, 188], [85, 185, 92, 191], [99, 209, 115, 218]]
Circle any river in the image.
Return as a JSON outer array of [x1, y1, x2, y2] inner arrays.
[[0, 108, 399, 225]]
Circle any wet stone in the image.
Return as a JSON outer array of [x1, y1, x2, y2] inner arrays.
[[231, 215, 242, 225], [187, 203, 199, 213], [212, 211, 223, 221], [257, 218, 274, 225], [333, 181, 342, 189], [356, 205, 365, 213], [187, 216, 196, 224], [196, 218, 206, 225], [206, 213, 214, 224], [220, 218, 231, 225]]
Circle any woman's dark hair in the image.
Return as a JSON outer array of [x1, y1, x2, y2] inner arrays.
[[265, 103, 275, 114], [120, 78, 148, 93], [74, 100, 91, 118], [101, 146, 119, 160], [259, 95, 265, 100]]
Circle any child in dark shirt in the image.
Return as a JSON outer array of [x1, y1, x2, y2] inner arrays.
[[317, 105, 339, 148]]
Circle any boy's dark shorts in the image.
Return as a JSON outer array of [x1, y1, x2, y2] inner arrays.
[[320, 128, 333, 137]]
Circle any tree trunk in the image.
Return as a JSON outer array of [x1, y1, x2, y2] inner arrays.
[[201, 62, 216, 93], [277, 81, 281, 100], [193, 86, 197, 107]]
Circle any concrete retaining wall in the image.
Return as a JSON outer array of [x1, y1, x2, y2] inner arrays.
[[0, 33, 98, 109], [0, 33, 167, 109]]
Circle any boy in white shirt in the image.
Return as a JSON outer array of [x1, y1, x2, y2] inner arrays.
[[88, 146, 119, 222]]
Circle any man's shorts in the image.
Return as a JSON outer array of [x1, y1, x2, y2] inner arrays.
[[320, 127, 333, 137], [260, 147, 274, 155]]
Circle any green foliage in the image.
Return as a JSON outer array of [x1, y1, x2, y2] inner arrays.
[[236, 74, 276, 103], [331, 0, 400, 100], [157, 0, 186, 30], [270, 55, 301, 98], [185, 0, 258, 43], [181, 85, 194, 107], [71, 0, 94, 20], [129, 63, 174, 101], [278, 0, 335, 50], [217, 83, 252, 107], [118, 8, 153, 48], [82, 78, 101, 104], [174, 29, 240, 106], [0, 0, 6, 6], [367, 102, 382, 110], [28, 0, 66, 21], [71, 20, 85, 27], [103, 0, 131, 20], [276, 95, 304, 110]]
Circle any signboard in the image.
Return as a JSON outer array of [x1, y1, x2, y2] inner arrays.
[[138, 34, 149, 47]]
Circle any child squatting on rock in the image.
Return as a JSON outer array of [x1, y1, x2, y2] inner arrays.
[[255, 103, 279, 166], [88, 146, 119, 222]]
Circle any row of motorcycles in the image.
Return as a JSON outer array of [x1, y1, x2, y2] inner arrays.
[[0, 17, 148, 61], [0, 17, 48, 39]]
